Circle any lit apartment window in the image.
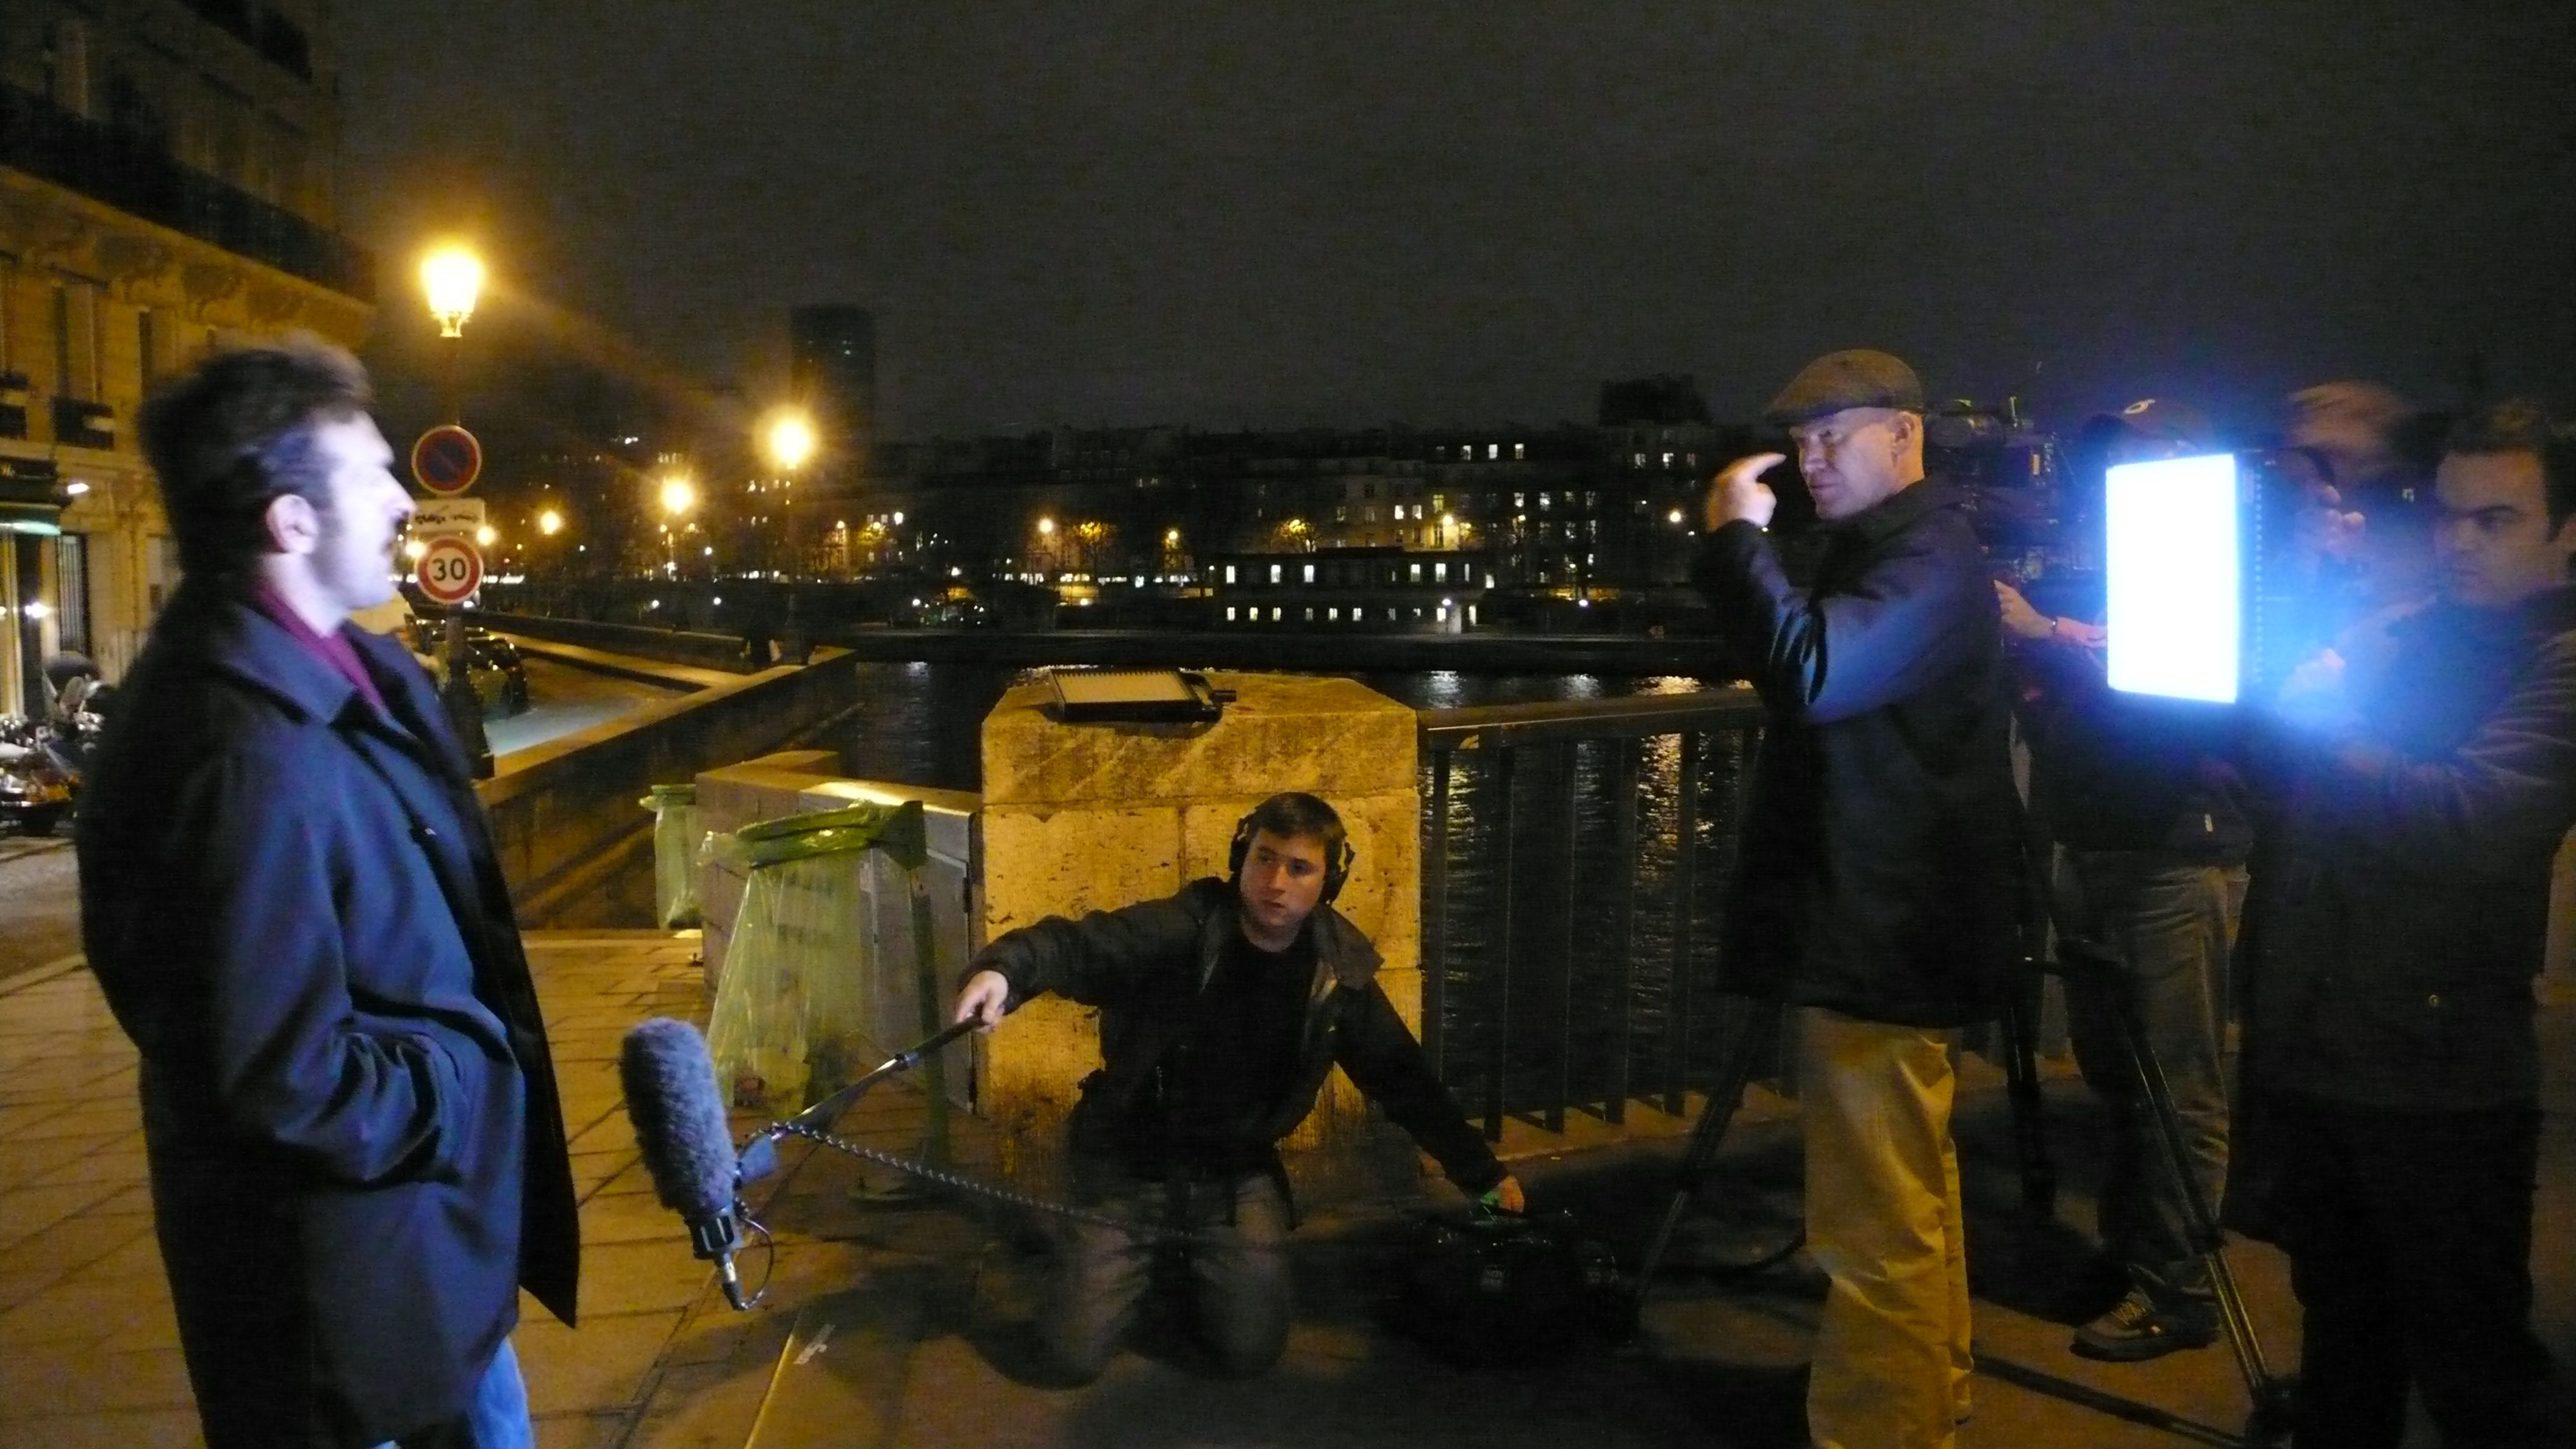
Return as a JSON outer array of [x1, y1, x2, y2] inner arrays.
[[1328, 607, 1340, 621], [1226, 607, 1238, 621], [1335, 504, 1347, 521], [1435, 562, 1448, 582], [1269, 564, 1282, 584], [1484, 573, 1497, 588], [1486, 443, 1499, 459], [1437, 604, 1449, 621], [1408, 563, 1422, 583], [1538, 493, 1551, 510], [1430, 494, 1445, 512], [1271, 607, 1282, 621], [1469, 606, 1479, 625], [1512, 443, 1525, 459], [1303, 607, 1314, 621], [1634, 453, 1647, 467], [1386, 608, 1396, 621], [1301, 564, 1315, 583], [1662, 452, 1674, 467], [1225, 565, 1237, 584]]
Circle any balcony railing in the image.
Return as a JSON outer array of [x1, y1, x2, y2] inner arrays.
[[50, 397, 116, 451], [1417, 689, 1770, 1139], [0, 85, 373, 302]]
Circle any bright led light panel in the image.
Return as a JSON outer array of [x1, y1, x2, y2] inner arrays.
[[2105, 453, 2241, 704]]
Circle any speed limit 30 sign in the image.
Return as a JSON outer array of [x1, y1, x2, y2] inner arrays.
[[415, 534, 484, 605]]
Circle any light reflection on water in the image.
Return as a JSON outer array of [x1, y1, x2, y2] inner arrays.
[[817, 662, 1749, 1114]]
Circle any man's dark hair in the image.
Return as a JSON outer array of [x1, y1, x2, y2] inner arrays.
[[2445, 398, 2576, 532], [137, 337, 374, 579], [1241, 791, 1346, 857]]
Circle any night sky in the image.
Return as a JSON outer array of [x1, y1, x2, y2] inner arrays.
[[336, 1, 2576, 443]]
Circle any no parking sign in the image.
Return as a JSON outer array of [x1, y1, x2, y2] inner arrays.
[[415, 534, 483, 604], [411, 425, 483, 495]]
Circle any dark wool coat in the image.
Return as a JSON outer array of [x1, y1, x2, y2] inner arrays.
[[2241, 586, 2576, 1111], [77, 582, 579, 1448], [1692, 481, 2024, 1028]]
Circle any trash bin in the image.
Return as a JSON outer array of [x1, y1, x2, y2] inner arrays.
[[640, 784, 703, 929], [702, 800, 948, 1157]]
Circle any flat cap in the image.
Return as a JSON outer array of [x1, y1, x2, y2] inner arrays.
[[1764, 349, 1925, 426]]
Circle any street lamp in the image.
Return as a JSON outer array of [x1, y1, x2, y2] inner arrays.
[[421, 246, 483, 338], [659, 474, 696, 575], [760, 408, 817, 662], [421, 242, 490, 776], [538, 509, 562, 537]]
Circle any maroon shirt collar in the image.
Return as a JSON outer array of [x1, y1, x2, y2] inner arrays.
[[248, 582, 390, 717]]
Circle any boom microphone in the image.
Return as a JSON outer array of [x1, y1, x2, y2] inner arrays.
[[620, 1017, 752, 1309]]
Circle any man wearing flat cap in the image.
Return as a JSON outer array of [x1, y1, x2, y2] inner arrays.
[[1694, 349, 2020, 1449]]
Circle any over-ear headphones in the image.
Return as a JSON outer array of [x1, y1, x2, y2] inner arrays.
[[1229, 809, 1356, 906]]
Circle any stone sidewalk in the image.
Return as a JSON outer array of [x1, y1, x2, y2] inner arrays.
[[6, 931, 2569, 1448]]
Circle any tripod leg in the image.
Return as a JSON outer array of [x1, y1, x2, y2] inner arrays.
[[1630, 999, 1770, 1305], [2097, 970, 2289, 1428], [2002, 961, 2056, 1218]]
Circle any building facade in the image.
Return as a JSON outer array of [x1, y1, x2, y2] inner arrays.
[[1, 0, 371, 714]]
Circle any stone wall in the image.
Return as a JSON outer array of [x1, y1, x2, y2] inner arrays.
[[475, 648, 868, 924], [975, 672, 1423, 1190]]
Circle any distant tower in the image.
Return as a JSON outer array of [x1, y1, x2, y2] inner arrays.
[[789, 306, 876, 469]]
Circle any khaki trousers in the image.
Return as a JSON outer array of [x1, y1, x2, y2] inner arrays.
[[1798, 1007, 1975, 1449]]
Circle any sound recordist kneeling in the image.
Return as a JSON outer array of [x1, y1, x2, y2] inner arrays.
[[953, 790, 1523, 1382]]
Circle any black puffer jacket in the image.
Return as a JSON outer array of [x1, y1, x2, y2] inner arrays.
[[2242, 587, 2576, 1110], [968, 878, 1505, 1192], [1693, 481, 2023, 1027]]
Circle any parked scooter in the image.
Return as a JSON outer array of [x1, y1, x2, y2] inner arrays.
[[0, 715, 75, 837]]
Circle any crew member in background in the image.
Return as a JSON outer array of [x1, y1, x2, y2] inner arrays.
[[1694, 349, 2021, 1449], [2241, 399, 2576, 1447], [79, 339, 580, 1448], [953, 791, 1521, 1383], [1995, 397, 2250, 1362]]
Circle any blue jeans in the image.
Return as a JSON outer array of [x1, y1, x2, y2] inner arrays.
[[2058, 853, 2233, 1305], [1040, 1161, 1293, 1382], [371, 1339, 532, 1449]]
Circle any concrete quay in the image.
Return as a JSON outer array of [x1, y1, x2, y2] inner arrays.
[[4, 931, 2569, 1448]]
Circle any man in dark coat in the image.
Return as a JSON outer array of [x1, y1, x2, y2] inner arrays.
[[953, 791, 1520, 1383], [77, 340, 579, 1448], [1693, 349, 2020, 1449], [1995, 398, 2252, 1362], [2240, 399, 2576, 1448]]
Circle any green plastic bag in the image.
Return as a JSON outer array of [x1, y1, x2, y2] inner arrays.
[[704, 801, 944, 1125], [640, 784, 703, 929]]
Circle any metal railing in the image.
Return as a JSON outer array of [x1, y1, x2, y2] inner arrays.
[[1417, 689, 1769, 1139]]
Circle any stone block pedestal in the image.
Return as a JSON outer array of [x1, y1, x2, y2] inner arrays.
[[976, 673, 1422, 1187]]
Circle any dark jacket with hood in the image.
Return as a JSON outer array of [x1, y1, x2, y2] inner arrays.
[[2241, 585, 2576, 1111], [1692, 480, 2023, 1027], [77, 581, 579, 1448], [967, 876, 1505, 1195]]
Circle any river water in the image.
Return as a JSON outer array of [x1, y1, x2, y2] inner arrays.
[[817, 664, 1755, 1123]]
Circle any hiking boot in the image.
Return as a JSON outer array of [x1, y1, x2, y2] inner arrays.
[[2071, 1288, 2219, 1362]]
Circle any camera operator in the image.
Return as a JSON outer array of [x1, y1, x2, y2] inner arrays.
[[1695, 349, 2020, 1449], [2239, 399, 2576, 1447], [2267, 381, 2444, 667], [1995, 398, 2251, 1363]]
